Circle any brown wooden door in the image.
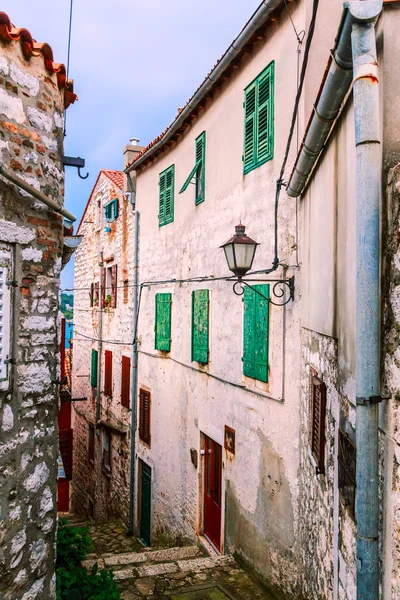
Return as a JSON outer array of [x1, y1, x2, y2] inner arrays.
[[203, 436, 222, 551]]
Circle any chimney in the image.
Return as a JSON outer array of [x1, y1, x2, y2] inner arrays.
[[123, 137, 145, 196]]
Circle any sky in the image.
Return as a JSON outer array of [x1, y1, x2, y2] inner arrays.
[[2, 0, 261, 289]]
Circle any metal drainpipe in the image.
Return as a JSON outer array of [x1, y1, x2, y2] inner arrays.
[[96, 252, 104, 426], [128, 210, 139, 535], [351, 13, 381, 600]]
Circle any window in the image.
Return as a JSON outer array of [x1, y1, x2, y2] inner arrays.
[[102, 428, 111, 473], [121, 355, 131, 409], [159, 165, 174, 227], [104, 350, 113, 396], [0, 245, 12, 390], [90, 349, 98, 388], [310, 375, 326, 474], [338, 429, 356, 518], [192, 289, 209, 363], [103, 265, 117, 308], [139, 389, 151, 446], [243, 61, 274, 174], [105, 198, 119, 222], [155, 293, 172, 352], [90, 282, 99, 307], [59, 428, 73, 480], [179, 131, 206, 204], [242, 284, 269, 383], [88, 424, 95, 463]]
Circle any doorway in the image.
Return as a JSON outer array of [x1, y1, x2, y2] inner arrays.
[[139, 460, 152, 546], [203, 435, 222, 551]]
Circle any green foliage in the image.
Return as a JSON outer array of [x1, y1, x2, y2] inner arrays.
[[56, 565, 121, 600], [61, 293, 74, 320], [56, 519, 92, 570]]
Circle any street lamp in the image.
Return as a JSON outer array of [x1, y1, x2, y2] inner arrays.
[[221, 224, 295, 307]]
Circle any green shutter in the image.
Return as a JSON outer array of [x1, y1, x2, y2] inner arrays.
[[91, 349, 98, 388], [243, 285, 269, 382], [113, 198, 119, 219], [155, 293, 172, 351], [195, 132, 206, 205], [192, 289, 209, 363], [179, 161, 200, 194], [159, 166, 174, 226], [243, 61, 274, 174]]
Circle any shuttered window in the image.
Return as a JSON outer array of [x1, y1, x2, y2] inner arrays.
[[88, 424, 95, 463], [243, 61, 274, 174], [91, 349, 98, 388], [310, 376, 326, 474], [90, 282, 99, 307], [242, 284, 269, 383], [155, 293, 172, 352], [104, 350, 113, 396], [139, 389, 151, 446], [121, 355, 131, 409], [102, 428, 111, 473], [0, 246, 12, 390], [159, 165, 174, 227], [338, 429, 356, 518], [192, 289, 209, 363], [105, 198, 119, 222], [111, 265, 117, 308], [179, 131, 206, 205], [59, 428, 73, 480]]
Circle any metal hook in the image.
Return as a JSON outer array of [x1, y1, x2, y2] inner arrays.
[[77, 166, 89, 180], [63, 156, 89, 180]]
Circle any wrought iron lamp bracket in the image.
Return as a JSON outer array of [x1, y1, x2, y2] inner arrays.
[[232, 276, 295, 307]]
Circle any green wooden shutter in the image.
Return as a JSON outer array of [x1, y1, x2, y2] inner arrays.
[[243, 84, 256, 174], [192, 289, 209, 363], [91, 349, 98, 388], [159, 171, 166, 226], [159, 166, 174, 226], [257, 67, 274, 163], [155, 293, 172, 351], [113, 198, 119, 219], [243, 285, 269, 382], [195, 132, 206, 205]]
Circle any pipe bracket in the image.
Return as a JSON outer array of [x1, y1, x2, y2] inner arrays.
[[356, 395, 388, 406]]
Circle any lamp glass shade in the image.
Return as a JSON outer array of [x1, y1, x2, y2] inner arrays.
[[221, 224, 259, 278]]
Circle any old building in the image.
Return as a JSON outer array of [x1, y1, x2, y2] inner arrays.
[[0, 11, 77, 600], [71, 154, 143, 523]]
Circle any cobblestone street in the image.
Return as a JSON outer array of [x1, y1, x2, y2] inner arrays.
[[68, 518, 288, 600]]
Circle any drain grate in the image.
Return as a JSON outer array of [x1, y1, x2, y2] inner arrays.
[[170, 583, 236, 600]]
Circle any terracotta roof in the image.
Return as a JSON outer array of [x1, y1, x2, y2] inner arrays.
[[76, 170, 125, 234], [0, 12, 77, 109]]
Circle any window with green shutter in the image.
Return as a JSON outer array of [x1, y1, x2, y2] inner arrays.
[[105, 198, 119, 222], [155, 293, 172, 351], [242, 285, 269, 382], [243, 62, 274, 175], [192, 289, 209, 363], [179, 131, 206, 204], [159, 165, 174, 227], [91, 349, 98, 388]]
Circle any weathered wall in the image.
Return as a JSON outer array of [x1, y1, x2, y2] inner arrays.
[[0, 35, 67, 600], [71, 173, 135, 524]]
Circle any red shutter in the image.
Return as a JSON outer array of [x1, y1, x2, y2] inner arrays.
[[139, 389, 151, 446], [102, 267, 107, 306], [104, 350, 113, 396], [111, 265, 118, 308], [311, 376, 326, 474], [121, 356, 131, 409], [59, 428, 73, 480]]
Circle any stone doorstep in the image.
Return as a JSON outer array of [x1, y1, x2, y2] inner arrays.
[[82, 558, 105, 570], [177, 556, 235, 573], [104, 552, 148, 567], [136, 562, 179, 578], [113, 567, 136, 581], [145, 546, 201, 563]]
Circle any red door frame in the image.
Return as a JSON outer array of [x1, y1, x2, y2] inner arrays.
[[58, 317, 72, 512], [203, 435, 222, 551]]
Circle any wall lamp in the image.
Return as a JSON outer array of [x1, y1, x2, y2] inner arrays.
[[220, 224, 295, 307]]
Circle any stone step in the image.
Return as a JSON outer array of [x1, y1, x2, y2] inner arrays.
[[145, 545, 201, 563], [177, 556, 235, 573], [137, 562, 179, 578], [104, 552, 147, 568], [86, 545, 201, 569]]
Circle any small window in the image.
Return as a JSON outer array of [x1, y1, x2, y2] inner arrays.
[[105, 198, 119, 222], [242, 284, 269, 383], [338, 429, 356, 518], [179, 131, 206, 205], [192, 289, 209, 363], [59, 428, 73, 480], [139, 389, 151, 446], [90, 349, 98, 388], [104, 350, 113, 397], [155, 293, 172, 352], [243, 61, 274, 174], [90, 282, 99, 307], [103, 265, 117, 309], [102, 428, 111, 473], [159, 165, 174, 227], [310, 375, 326, 474], [121, 355, 131, 409], [88, 424, 95, 463], [0, 245, 12, 390]]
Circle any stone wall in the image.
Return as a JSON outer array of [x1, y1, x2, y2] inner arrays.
[[71, 172, 135, 525], [0, 27, 70, 600]]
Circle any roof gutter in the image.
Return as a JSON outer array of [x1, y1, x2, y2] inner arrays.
[[0, 164, 77, 222], [287, 1, 382, 198], [125, 0, 283, 174]]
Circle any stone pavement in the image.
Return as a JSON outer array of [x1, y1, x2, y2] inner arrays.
[[75, 519, 289, 600]]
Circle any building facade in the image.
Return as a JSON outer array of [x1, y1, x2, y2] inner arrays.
[[0, 12, 77, 600]]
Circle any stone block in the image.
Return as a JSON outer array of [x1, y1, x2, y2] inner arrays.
[[146, 546, 201, 563], [136, 562, 178, 578], [103, 552, 147, 567]]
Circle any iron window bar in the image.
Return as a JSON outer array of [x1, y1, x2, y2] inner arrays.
[[231, 276, 295, 307]]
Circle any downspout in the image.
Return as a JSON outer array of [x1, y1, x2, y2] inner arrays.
[[96, 252, 104, 426], [128, 210, 139, 535]]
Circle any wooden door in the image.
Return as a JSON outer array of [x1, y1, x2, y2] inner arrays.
[[203, 436, 222, 551], [139, 461, 152, 546]]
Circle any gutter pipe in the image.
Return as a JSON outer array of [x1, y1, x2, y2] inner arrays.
[[128, 210, 139, 535], [0, 164, 77, 222], [96, 252, 104, 426], [125, 0, 282, 174], [287, 3, 383, 599]]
